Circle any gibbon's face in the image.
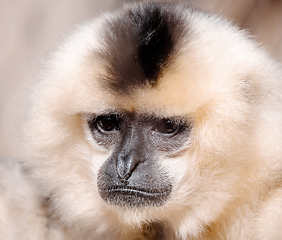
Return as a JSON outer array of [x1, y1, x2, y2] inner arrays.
[[92, 112, 191, 207], [25, 2, 259, 233]]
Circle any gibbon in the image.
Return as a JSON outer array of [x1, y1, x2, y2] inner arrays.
[[1, 2, 282, 240]]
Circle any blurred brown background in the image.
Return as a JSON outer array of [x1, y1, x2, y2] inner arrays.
[[1, 0, 282, 159]]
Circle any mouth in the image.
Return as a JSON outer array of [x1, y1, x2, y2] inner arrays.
[[99, 186, 171, 207]]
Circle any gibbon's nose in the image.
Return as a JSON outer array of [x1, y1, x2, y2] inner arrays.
[[115, 151, 140, 184]]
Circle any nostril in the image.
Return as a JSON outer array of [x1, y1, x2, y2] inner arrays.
[[115, 151, 140, 183]]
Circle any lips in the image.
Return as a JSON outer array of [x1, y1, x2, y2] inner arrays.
[[99, 186, 171, 207]]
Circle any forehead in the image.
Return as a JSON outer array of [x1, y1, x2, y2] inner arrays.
[[93, 53, 222, 118]]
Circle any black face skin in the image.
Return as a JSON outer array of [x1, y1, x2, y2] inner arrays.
[[88, 112, 191, 208]]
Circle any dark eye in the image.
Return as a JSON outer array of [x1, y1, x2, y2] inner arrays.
[[96, 115, 120, 132], [154, 118, 180, 135]]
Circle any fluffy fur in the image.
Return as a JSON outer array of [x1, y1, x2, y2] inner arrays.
[[1, 2, 282, 240]]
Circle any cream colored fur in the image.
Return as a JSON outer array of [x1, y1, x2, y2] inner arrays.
[[1, 4, 282, 240]]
